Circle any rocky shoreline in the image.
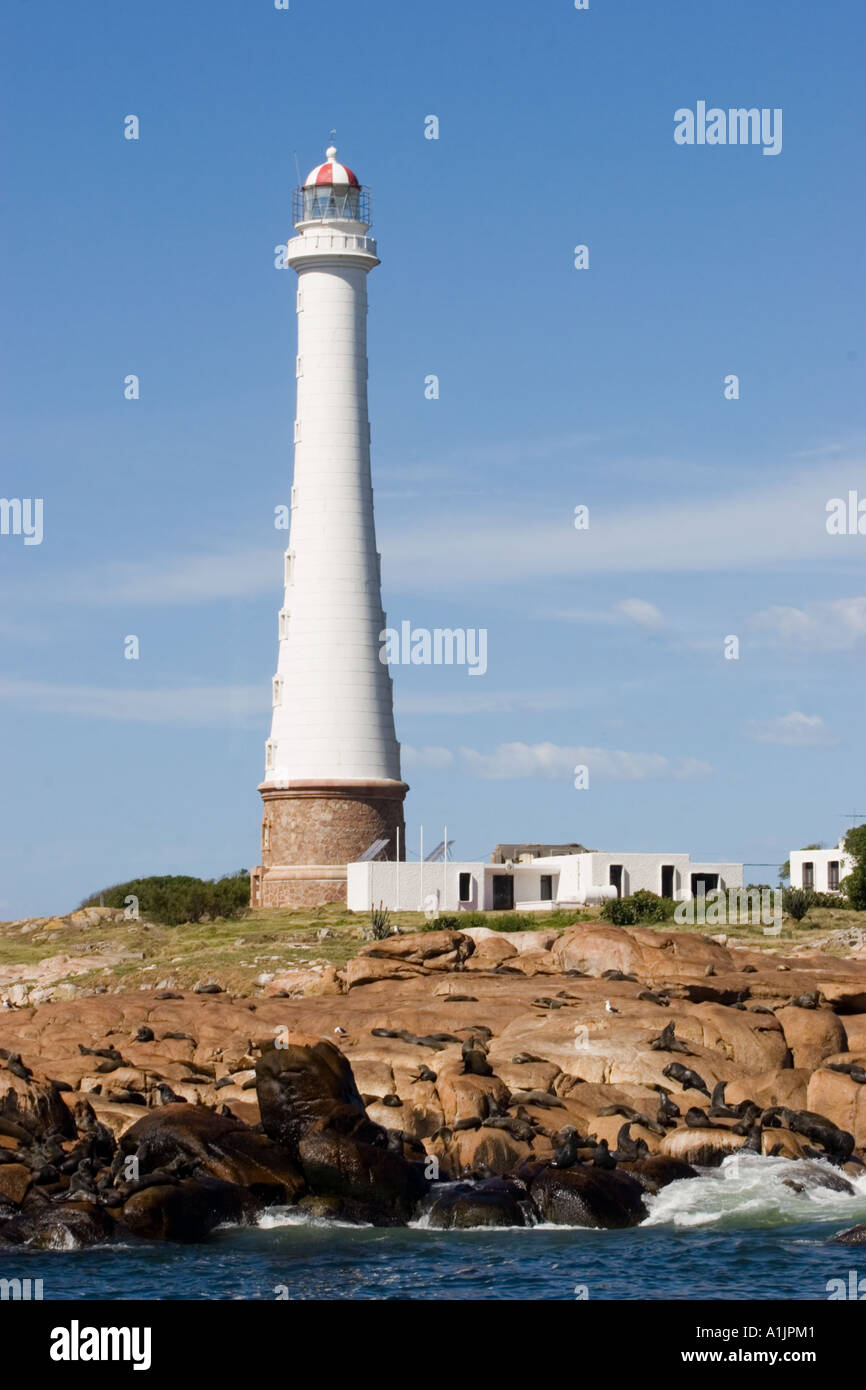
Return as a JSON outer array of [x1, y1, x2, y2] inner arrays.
[[2, 922, 866, 1246]]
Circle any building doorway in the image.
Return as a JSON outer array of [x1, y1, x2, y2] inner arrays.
[[609, 865, 624, 898], [691, 872, 719, 898], [661, 864, 675, 899], [492, 875, 514, 910]]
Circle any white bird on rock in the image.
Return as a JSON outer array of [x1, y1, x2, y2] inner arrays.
[[605, 1000, 619, 1015]]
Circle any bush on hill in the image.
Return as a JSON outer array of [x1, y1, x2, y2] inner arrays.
[[80, 871, 250, 926]]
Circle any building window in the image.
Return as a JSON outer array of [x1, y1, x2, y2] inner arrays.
[[609, 865, 624, 898], [265, 742, 275, 771], [803, 862, 814, 889], [828, 861, 840, 892], [272, 677, 283, 707], [296, 355, 303, 377], [293, 420, 301, 442], [278, 609, 289, 640], [296, 289, 303, 312], [263, 823, 270, 851], [284, 552, 294, 587], [458, 873, 472, 903], [540, 874, 553, 902]]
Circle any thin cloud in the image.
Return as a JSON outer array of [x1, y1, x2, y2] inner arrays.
[[750, 598, 866, 652], [744, 711, 838, 747], [0, 679, 267, 727], [405, 740, 711, 783]]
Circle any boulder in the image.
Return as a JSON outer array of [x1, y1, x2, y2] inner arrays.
[[775, 1006, 847, 1070], [120, 1104, 305, 1204], [424, 1178, 533, 1228], [0, 1200, 115, 1249], [0, 1162, 32, 1205], [121, 1178, 250, 1242], [255, 1035, 379, 1156], [660, 1128, 746, 1166], [529, 1162, 647, 1228], [297, 1128, 426, 1225]]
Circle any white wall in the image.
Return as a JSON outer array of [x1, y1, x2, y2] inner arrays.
[[790, 847, 854, 893], [347, 851, 744, 913]]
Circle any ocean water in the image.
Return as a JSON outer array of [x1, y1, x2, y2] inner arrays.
[[3, 1156, 865, 1301]]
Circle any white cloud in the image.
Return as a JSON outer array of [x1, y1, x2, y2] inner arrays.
[[750, 598, 866, 652], [613, 598, 665, 629], [0, 679, 267, 728], [744, 711, 838, 747], [403, 740, 711, 783], [402, 745, 456, 770]]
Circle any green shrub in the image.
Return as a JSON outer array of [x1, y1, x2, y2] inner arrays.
[[81, 871, 250, 926], [782, 887, 815, 922], [369, 903, 392, 940], [601, 891, 676, 926]]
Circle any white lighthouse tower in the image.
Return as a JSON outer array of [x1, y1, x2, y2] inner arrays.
[[251, 147, 408, 908]]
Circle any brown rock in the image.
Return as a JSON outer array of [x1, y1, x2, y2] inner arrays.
[[775, 1006, 847, 1070], [0, 1162, 32, 1205]]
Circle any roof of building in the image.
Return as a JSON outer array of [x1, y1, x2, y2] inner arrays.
[[491, 842, 589, 863], [304, 146, 359, 188]]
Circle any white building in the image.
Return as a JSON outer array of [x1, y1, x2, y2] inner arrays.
[[790, 842, 854, 895], [347, 849, 743, 914]]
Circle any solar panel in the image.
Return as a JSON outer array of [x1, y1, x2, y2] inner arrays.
[[424, 840, 453, 862], [357, 837, 390, 862]]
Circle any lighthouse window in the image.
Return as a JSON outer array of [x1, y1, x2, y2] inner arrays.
[[296, 355, 303, 377], [272, 677, 283, 706], [265, 742, 275, 771], [278, 609, 289, 640], [284, 552, 294, 586]]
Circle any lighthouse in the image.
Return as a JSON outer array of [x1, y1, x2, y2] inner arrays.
[[251, 147, 408, 909]]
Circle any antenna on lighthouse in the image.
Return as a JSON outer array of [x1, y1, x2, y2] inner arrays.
[[292, 150, 302, 185]]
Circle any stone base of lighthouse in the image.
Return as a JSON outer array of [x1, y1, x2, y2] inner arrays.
[[251, 779, 407, 908]]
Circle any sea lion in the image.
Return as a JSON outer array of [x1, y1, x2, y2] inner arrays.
[[461, 1039, 492, 1077], [828, 1063, 866, 1085], [452, 1116, 482, 1132], [511, 1052, 546, 1064], [155, 991, 183, 1000], [663, 1062, 710, 1097], [155, 1084, 187, 1105], [6, 1053, 33, 1081], [652, 1085, 681, 1121], [592, 1139, 616, 1169], [638, 989, 669, 1007], [709, 1082, 743, 1120], [414, 1066, 438, 1083], [602, 970, 637, 982], [650, 1022, 693, 1055], [790, 991, 820, 1010], [533, 998, 565, 1010], [485, 1115, 535, 1143], [444, 995, 477, 1003], [134, 1026, 154, 1044], [685, 1107, 724, 1130], [161, 1032, 195, 1042], [508, 1089, 564, 1109], [381, 1094, 403, 1108], [551, 1126, 581, 1169], [108, 1089, 146, 1107], [612, 1123, 647, 1162]]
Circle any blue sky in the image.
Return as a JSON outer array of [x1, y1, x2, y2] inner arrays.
[[1, 0, 864, 918]]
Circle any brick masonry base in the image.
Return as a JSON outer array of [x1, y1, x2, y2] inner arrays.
[[251, 783, 407, 908]]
